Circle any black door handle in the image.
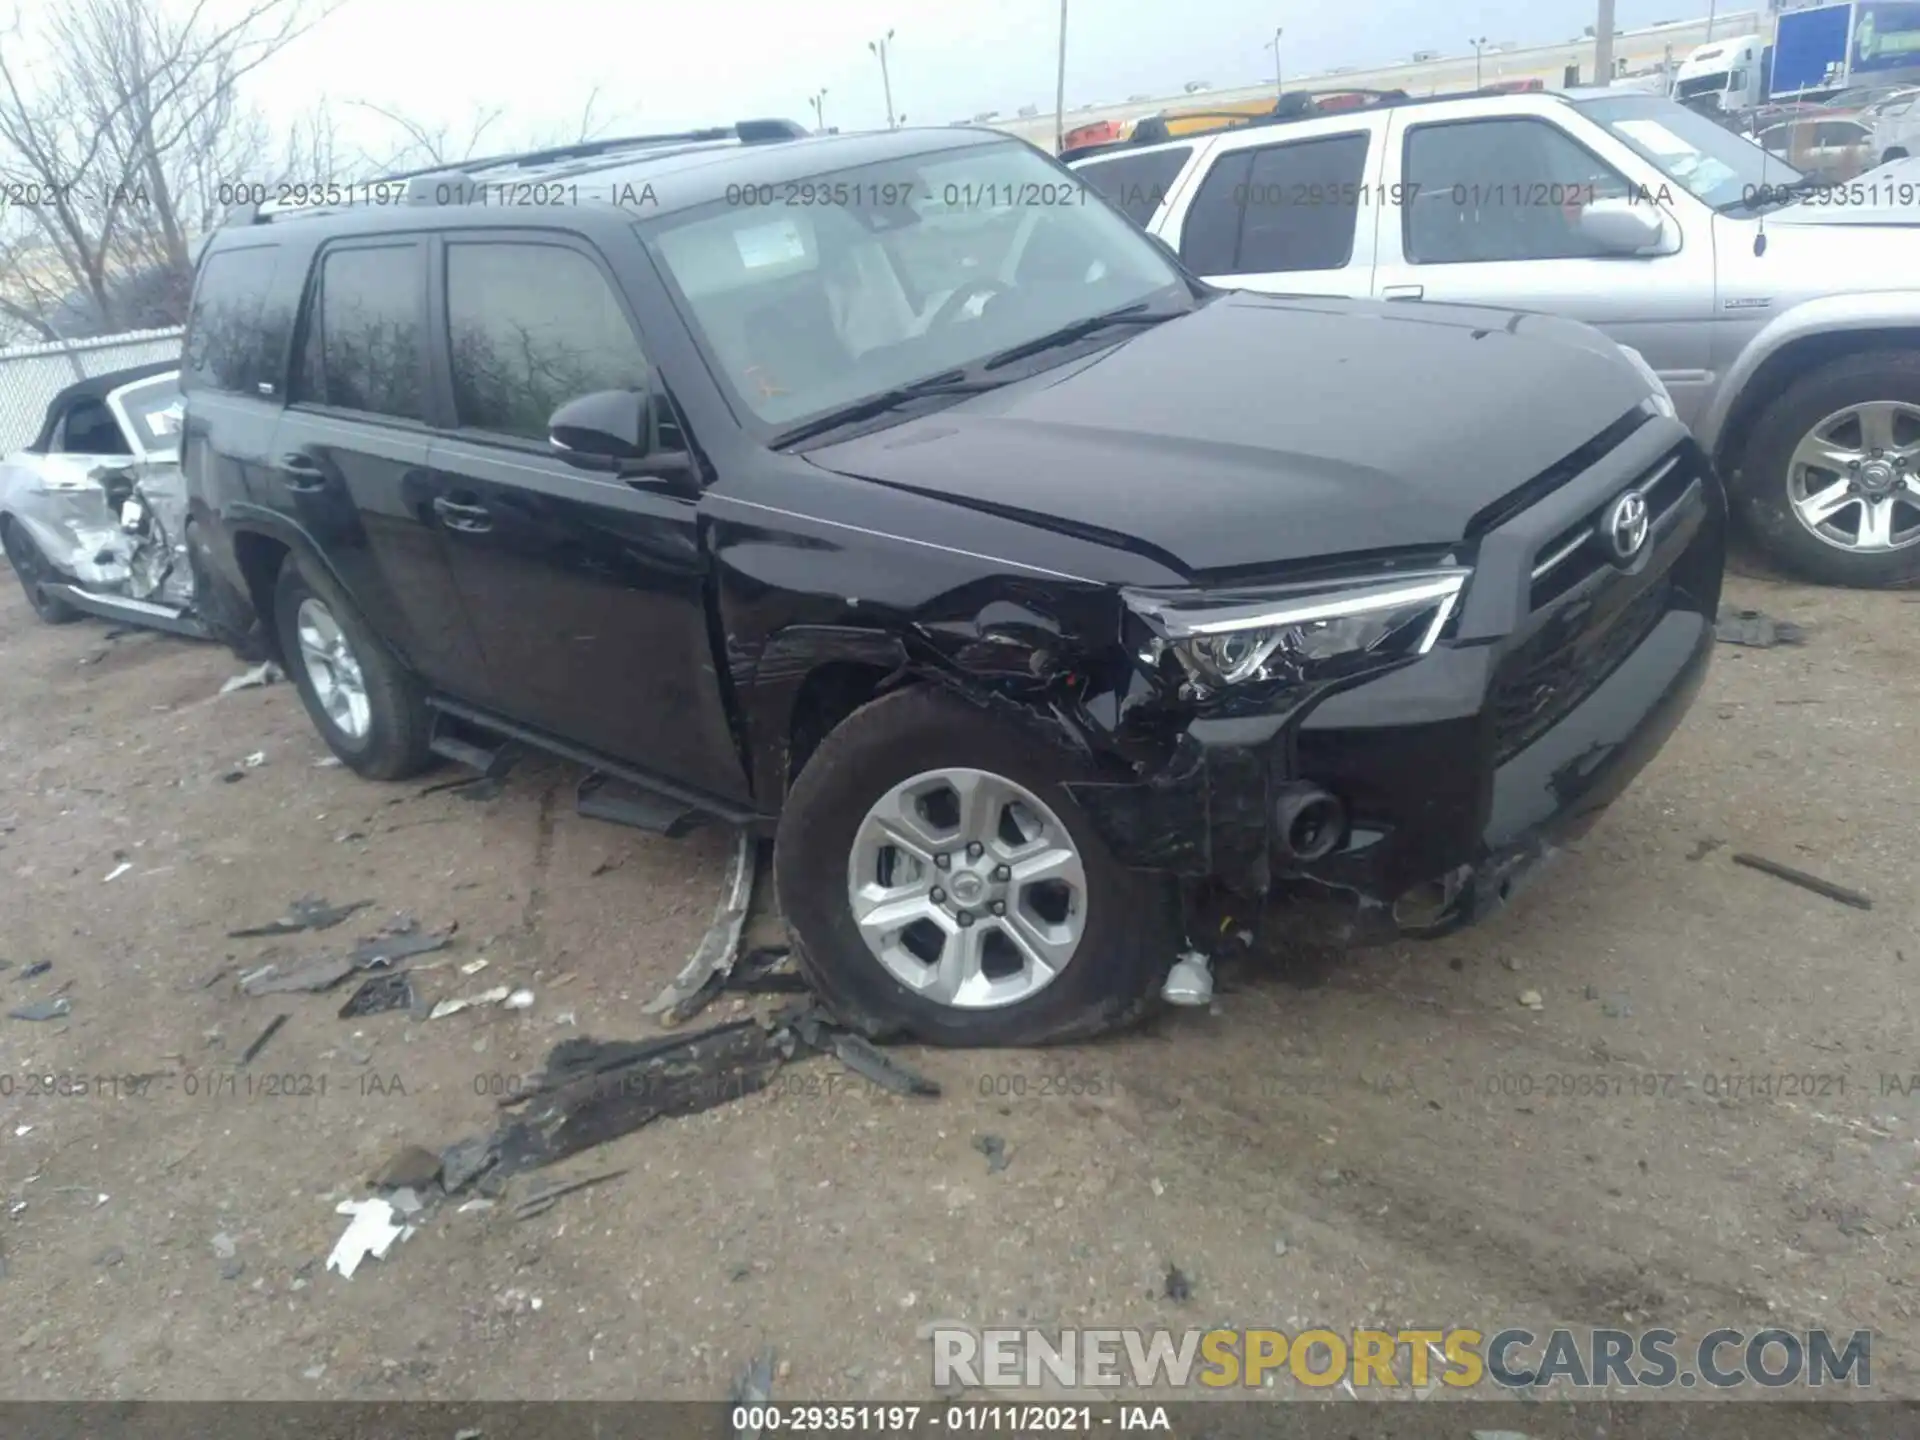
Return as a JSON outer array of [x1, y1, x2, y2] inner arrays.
[[280, 454, 328, 493], [432, 495, 494, 534]]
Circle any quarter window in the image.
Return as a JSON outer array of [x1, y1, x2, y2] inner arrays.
[[444, 242, 651, 442], [184, 245, 285, 395]]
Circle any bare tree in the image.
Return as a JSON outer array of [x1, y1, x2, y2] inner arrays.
[[0, 0, 339, 339], [351, 84, 622, 175]]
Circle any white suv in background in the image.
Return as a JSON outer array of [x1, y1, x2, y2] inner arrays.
[[1069, 89, 1920, 588]]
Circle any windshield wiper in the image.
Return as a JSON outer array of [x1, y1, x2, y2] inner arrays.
[[769, 371, 1006, 448], [981, 300, 1185, 371]]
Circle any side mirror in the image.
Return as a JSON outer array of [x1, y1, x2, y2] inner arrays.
[[549, 390, 647, 467], [1577, 198, 1669, 255]]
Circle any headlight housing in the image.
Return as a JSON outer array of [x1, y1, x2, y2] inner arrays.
[[1618, 344, 1676, 420], [1125, 568, 1469, 696]]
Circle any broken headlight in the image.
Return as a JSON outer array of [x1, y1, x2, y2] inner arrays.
[[1124, 568, 1469, 695]]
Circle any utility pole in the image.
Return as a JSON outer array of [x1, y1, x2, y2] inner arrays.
[[1054, 0, 1068, 155], [1595, 0, 1616, 86], [1269, 26, 1284, 97], [1470, 36, 1488, 88], [808, 87, 828, 131], [1705, 0, 1717, 43], [869, 30, 897, 128]]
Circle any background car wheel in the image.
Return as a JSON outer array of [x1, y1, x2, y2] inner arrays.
[[273, 555, 434, 780], [1735, 350, 1920, 588], [1, 518, 82, 624], [774, 685, 1181, 1047]]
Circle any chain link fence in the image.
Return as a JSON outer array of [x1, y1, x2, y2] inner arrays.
[[0, 326, 185, 454]]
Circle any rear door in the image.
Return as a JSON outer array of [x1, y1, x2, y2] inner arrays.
[[1371, 105, 1718, 426], [1153, 118, 1385, 297], [423, 230, 750, 803], [271, 237, 491, 698]]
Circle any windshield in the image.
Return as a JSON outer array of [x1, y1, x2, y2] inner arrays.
[[109, 374, 185, 457], [1674, 72, 1730, 100], [640, 138, 1188, 431], [1575, 93, 1803, 209]]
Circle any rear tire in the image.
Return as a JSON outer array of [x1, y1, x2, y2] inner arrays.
[[1733, 349, 1920, 588], [1, 518, 82, 624], [774, 685, 1181, 1047], [273, 554, 434, 779]]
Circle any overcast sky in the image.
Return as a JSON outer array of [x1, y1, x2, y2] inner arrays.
[[242, 0, 1733, 163]]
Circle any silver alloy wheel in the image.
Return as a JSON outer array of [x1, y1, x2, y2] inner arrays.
[[294, 597, 372, 742], [846, 767, 1088, 1010], [1787, 399, 1920, 553]]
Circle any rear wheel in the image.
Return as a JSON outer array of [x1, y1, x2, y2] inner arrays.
[[273, 555, 434, 779], [1, 518, 82, 624], [774, 685, 1180, 1047], [1734, 350, 1920, 588]]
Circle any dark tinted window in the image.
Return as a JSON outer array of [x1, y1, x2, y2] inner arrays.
[[1235, 133, 1370, 272], [294, 245, 424, 419], [1403, 118, 1633, 264], [184, 245, 284, 395], [1075, 146, 1194, 226], [445, 242, 650, 441], [1178, 150, 1252, 273]]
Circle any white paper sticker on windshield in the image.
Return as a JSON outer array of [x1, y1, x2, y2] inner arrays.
[[1615, 119, 1697, 157], [734, 219, 808, 269]]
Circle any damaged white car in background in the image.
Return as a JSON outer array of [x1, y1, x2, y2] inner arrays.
[[0, 363, 213, 639]]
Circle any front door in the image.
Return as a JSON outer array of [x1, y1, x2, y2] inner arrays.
[[1372, 110, 1718, 427], [424, 231, 750, 804]]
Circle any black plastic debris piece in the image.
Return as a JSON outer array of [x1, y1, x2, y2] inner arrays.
[[1715, 609, 1806, 649], [239, 1013, 288, 1064], [239, 955, 355, 996], [348, 923, 456, 969], [9, 997, 70, 1022], [831, 1029, 941, 1097], [730, 1347, 778, 1430], [1163, 1263, 1193, 1303], [1732, 852, 1873, 911], [20, 960, 51, 981], [440, 1134, 500, 1195], [229, 897, 373, 939], [974, 1133, 1010, 1173], [340, 972, 415, 1018]]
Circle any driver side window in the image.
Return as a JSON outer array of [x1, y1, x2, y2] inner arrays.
[[1403, 117, 1634, 265]]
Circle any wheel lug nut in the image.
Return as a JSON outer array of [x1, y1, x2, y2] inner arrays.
[[990, 901, 1006, 917], [930, 888, 946, 905], [966, 841, 984, 859], [934, 853, 951, 870], [992, 864, 1011, 882], [956, 910, 974, 927]]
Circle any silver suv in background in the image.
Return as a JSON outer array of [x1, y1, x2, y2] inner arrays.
[[1070, 89, 1920, 587]]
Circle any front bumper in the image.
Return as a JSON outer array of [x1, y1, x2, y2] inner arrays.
[[1067, 425, 1725, 944]]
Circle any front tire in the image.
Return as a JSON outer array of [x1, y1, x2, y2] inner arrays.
[[273, 554, 434, 779], [774, 686, 1181, 1047], [2, 519, 83, 624], [1734, 350, 1920, 588]]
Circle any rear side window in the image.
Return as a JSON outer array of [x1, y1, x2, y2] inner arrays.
[[294, 244, 426, 420], [184, 245, 284, 395], [1074, 146, 1194, 226], [444, 241, 650, 442], [1178, 134, 1369, 274]]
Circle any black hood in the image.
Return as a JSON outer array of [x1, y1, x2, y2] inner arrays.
[[805, 291, 1649, 574]]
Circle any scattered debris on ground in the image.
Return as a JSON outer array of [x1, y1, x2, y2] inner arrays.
[[229, 897, 373, 939], [429, 985, 511, 1020], [1687, 837, 1725, 862], [1715, 609, 1807, 649], [218, 661, 283, 696], [9, 997, 71, 1022], [511, 1167, 627, 1221], [1163, 1263, 1192, 1303], [239, 1013, 289, 1064], [372, 1145, 443, 1190], [347, 915, 456, 968], [325, 1197, 415, 1279], [339, 972, 414, 1018], [1731, 852, 1873, 911], [646, 829, 756, 1025], [730, 1346, 778, 1431], [103, 862, 132, 882], [20, 960, 52, 980], [973, 1134, 1009, 1173], [240, 954, 356, 996], [1517, 989, 1545, 1011]]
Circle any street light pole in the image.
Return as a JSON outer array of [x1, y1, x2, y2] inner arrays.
[[1470, 36, 1487, 89], [869, 30, 897, 128], [1595, 0, 1616, 86], [1269, 26, 1284, 98], [1054, 0, 1068, 155], [808, 87, 828, 131]]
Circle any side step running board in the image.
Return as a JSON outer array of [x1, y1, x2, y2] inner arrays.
[[577, 771, 702, 838], [43, 585, 213, 641], [429, 724, 523, 780]]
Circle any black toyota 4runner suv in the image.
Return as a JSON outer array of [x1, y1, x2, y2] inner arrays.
[[181, 117, 1725, 1047]]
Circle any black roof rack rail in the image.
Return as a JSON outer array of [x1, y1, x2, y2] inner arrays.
[[228, 118, 810, 226]]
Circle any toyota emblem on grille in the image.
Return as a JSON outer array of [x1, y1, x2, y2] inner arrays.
[[1603, 489, 1650, 564]]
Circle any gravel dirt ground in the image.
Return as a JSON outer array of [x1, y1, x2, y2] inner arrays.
[[1, 559, 1916, 1411]]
